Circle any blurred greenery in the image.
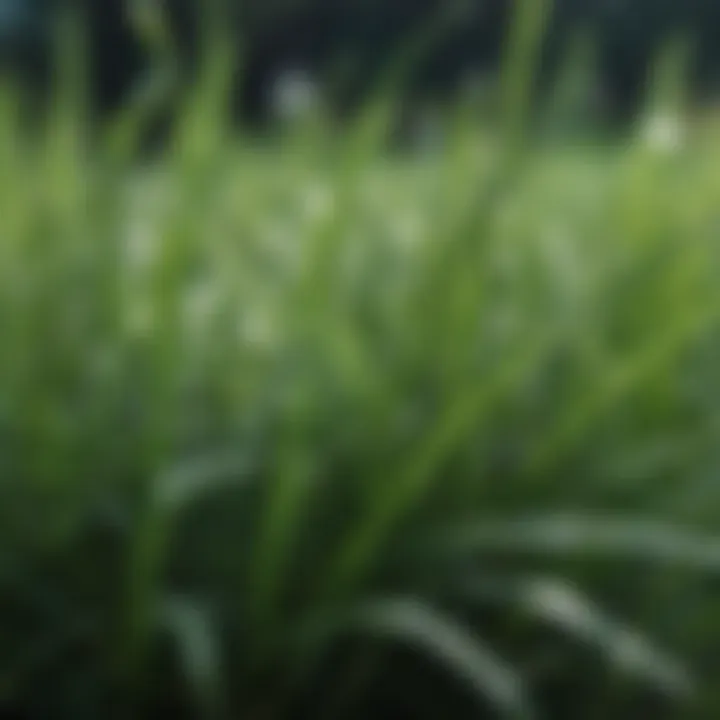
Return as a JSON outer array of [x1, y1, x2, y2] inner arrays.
[[4, 1, 720, 127], [3, 1, 720, 719]]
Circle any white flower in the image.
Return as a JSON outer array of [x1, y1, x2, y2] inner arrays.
[[390, 211, 425, 250], [184, 280, 221, 330], [270, 68, 323, 124], [641, 112, 685, 153], [301, 182, 335, 223], [258, 219, 303, 275], [237, 305, 278, 351], [125, 219, 159, 271], [540, 223, 584, 298]]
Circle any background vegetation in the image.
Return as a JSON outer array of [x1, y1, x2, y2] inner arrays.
[[3, 1, 720, 719], [5, 0, 720, 126]]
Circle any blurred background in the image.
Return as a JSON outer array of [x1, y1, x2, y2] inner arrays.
[[3, 0, 720, 135], [3, 2, 720, 719]]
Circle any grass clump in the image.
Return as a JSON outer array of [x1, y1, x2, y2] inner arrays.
[[4, 4, 720, 719]]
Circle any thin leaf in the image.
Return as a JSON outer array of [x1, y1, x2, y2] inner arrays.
[[429, 514, 720, 571], [153, 451, 256, 513], [122, 453, 255, 676], [295, 597, 533, 720], [460, 575, 693, 698], [161, 594, 225, 718]]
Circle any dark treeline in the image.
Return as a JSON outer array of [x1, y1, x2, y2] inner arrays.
[[2, 0, 720, 128]]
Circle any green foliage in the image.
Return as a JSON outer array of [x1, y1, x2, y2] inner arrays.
[[4, 3, 720, 718]]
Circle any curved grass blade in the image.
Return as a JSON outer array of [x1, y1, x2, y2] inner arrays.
[[294, 597, 534, 720], [161, 594, 225, 719], [458, 575, 692, 698], [122, 453, 255, 681], [427, 514, 720, 573]]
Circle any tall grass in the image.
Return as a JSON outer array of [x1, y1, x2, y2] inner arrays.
[[3, 1, 720, 718]]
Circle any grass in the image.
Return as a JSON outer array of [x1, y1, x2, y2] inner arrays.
[[4, 3, 720, 718]]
